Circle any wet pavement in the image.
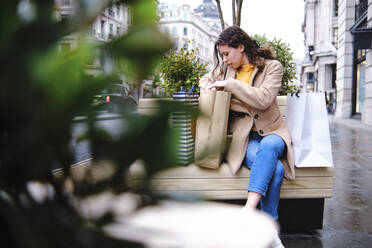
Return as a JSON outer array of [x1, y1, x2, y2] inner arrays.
[[281, 117, 372, 247], [71, 115, 372, 247]]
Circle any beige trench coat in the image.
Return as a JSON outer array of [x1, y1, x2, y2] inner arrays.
[[199, 59, 295, 180]]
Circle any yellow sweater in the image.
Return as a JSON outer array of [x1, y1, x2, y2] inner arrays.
[[236, 64, 257, 131], [236, 64, 255, 84]]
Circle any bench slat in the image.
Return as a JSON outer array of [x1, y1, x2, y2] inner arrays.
[[146, 189, 333, 199], [130, 163, 334, 179], [132, 176, 332, 192], [129, 162, 334, 199]]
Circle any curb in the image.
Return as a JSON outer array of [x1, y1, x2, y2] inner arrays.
[[52, 158, 92, 175], [73, 113, 124, 123]]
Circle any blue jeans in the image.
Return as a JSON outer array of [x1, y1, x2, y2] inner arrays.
[[245, 131, 285, 219]]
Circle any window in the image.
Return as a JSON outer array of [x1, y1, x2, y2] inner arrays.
[[61, 0, 71, 6], [172, 27, 177, 35], [117, 26, 120, 36], [108, 0, 115, 17], [183, 27, 187, 36], [116, 4, 120, 18], [357, 49, 366, 60], [333, 0, 338, 17], [101, 20, 106, 38], [308, 45, 314, 60], [332, 27, 338, 49], [306, 72, 315, 83], [109, 23, 114, 39], [355, 60, 366, 113], [164, 27, 170, 34], [355, 0, 368, 21]]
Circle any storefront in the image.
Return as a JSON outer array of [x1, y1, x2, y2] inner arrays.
[[350, 0, 371, 119], [353, 49, 366, 116]]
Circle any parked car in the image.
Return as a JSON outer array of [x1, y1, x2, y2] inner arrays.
[[92, 84, 137, 112]]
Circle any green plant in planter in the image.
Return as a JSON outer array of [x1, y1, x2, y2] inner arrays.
[[158, 45, 208, 94], [252, 35, 298, 95]]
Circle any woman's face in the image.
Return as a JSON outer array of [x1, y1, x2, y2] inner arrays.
[[218, 44, 247, 69]]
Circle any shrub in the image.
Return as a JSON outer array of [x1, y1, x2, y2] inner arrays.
[[253, 35, 298, 95], [158, 45, 208, 94]]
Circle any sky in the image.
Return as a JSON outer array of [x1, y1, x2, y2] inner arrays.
[[160, 0, 305, 60]]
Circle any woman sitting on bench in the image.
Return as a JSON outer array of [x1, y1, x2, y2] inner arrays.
[[201, 26, 295, 248]]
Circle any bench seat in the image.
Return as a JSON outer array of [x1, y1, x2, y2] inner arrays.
[[129, 163, 334, 200]]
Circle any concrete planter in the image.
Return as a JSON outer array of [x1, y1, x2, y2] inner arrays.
[[137, 98, 172, 115], [137, 93, 199, 166], [277, 95, 288, 117]]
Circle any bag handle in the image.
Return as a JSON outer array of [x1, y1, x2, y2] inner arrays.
[[223, 64, 228, 80]]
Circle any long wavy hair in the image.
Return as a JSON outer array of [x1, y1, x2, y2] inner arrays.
[[212, 26, 276, 78]]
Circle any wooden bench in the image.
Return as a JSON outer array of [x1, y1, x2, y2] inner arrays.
[[135, 97, 334, 230]]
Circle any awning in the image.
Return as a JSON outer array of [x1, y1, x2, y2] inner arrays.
[[351, 28, 372, 49]]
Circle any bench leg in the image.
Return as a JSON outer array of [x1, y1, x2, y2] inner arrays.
[[213, 198, 325, 231], [278, 198, 325, 232]]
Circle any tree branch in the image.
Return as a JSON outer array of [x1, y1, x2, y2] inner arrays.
[[232, 0, 236, 26], [235, 0, 243, 27], [215, 0, 225, 30]]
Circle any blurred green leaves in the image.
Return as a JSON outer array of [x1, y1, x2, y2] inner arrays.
[[0, 0, 184, 247], [107, 26, 172, 80], [130, 0, 158, 27]]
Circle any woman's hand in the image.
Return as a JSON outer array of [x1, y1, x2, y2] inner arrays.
[[206, 80, 227, 91]]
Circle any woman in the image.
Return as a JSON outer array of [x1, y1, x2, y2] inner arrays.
[[200, 26, 295, 248]]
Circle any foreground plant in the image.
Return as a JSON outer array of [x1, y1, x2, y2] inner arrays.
[[0, 0, 189, 247]]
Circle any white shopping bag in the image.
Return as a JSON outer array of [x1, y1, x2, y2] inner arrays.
[[285, 93, 333, 167]]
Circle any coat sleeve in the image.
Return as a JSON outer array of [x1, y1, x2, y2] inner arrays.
[[224, 60, 283, 110], [199, 74, 214, 93], [198, 68, 224, 93]]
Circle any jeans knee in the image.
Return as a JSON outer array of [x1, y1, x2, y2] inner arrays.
[[260, 135, 285, 156]]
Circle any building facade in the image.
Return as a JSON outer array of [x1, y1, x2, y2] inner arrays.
[[302, 0, 372, 124], [158, 0, 222, 69], [302, 0, 338, 113], [55, 0, 130, 75]]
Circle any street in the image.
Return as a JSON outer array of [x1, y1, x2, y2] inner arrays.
[[72, 113, 124, 164], [72, 115, 372, 247], [282, 117, 372, 247]]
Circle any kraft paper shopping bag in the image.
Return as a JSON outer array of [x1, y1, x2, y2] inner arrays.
[[194, 90, 231, 169]]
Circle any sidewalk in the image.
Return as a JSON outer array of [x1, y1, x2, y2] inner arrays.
[[328, 115, 372, 132], [282, 115, 372, 247], [73, 112, 122, 122]]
